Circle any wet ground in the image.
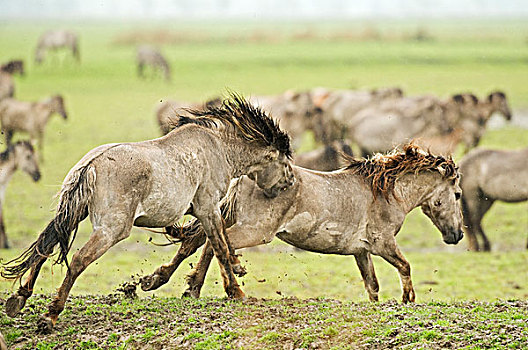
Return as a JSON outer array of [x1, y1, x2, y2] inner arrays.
[[1, 292, 526, 349]]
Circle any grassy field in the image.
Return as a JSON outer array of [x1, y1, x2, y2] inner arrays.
[[0, 20, 527, 347]]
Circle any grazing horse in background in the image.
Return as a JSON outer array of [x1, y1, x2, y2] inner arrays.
[[459, 147, 528, 251], [156, 97, 222, 135], [0, 60, 24, 101], [141, 145, 463, 303], [35, 30, 79, 64], [0, 95, 68, 158], [294, 140, 353, 171], [1, 60, 24, 76], [0, 141, 41, 249], [137, 45, 171, 81], [1, 94, 294, 332]]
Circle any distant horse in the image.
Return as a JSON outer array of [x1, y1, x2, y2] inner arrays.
[[294, 140, 353, 171], [0, 141, 41, 249], [1, 94, 294, 331], [156, 97, 222, 135], [0, 95, 68, 157], [459, 147, 528, 251], [137, 45, 171, 81], [141, 144, 463, 303], [35, 30, 79, 64], [0, 60, 24, 101], [1, 60, 24, 76]]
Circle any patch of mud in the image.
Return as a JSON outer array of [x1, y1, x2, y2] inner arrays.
[[1, 294, 527, 349]]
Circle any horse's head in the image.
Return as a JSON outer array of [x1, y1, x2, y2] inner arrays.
[[50, 95, 68, 120], [487, 91, 512, 121], [13, 141, 41, 182], [247, 150, 294, 198], [420, 164, 463, 245]]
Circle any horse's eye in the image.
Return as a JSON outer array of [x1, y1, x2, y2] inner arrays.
[[455, 192, 461, 200], [434, 200, 442, 207]]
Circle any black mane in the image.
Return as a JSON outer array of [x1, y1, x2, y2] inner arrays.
[[175, 93, 292, 158]]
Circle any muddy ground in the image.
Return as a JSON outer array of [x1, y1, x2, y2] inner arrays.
[[1, 291, 527, 349]]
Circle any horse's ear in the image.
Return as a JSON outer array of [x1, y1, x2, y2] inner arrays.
[[452, 94, 464, 104], [437, 163, 448, 176], [467, 94, 478, 105], [488, 91, 506, 102], [284, 90, 300, 101]]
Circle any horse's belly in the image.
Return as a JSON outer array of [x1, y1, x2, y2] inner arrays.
[[133, 193, 191, 228], [276, 212, 366, 255]]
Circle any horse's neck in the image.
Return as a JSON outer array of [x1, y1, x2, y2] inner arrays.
[[393, 172, 439, 213], [35, 101, 53, 123], [478, 102, 495, 120], [222, 138, 264, 178]]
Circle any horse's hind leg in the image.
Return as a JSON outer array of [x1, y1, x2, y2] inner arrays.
[[354, 252, 379, 302], [39, 220, 132, 332], [475, 199, 494, 252], [140, 231, 207, 291], [183, 241, 214, 298], [5, 256, 47, 317]]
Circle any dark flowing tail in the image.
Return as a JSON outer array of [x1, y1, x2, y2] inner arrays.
[[1, 165, 95, 281]]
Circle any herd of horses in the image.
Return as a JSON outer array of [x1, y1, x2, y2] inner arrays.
[[0, 29, 526, 334]]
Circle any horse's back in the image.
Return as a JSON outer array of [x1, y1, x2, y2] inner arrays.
[[460, 147, 528, 202]]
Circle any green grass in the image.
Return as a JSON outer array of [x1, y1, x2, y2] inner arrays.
[[0, 20, 527, 306], [1, 295, 526, 349]]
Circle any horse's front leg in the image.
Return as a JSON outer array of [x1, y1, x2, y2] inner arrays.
[[195, 210, 244, 300], [376, 243, 415, 303], [0, 207, 8, 249], [354, 251, 379, 302], [140, 230, 207, 291], [39, 220, 132, 333]]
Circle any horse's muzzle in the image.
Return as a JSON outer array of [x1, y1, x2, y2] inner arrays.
[[32, 171, 41, 182], [443, 229, 464, 245]]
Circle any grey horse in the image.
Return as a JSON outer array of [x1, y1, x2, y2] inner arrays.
[[294, 140, 353, 171], [35, 30, 79, 64], [0, 60, 24, 101], [137, 45, 171, 81], [0, 95, 68, 158], [0, 141, 41, 249], [1, 94, 294, 331], [459, 147, 528, 251], [141, 145, 463, 303]]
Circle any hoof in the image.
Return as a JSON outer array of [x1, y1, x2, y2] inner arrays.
[[233, 264, 247, 277], [181, 288, 200, 299], [140, 274, 167, 292], [5, 295, 26, 318], [37, 316, 55, 334], [229, 288, 246, 300]]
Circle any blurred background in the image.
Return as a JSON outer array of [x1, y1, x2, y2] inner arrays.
[[0, 0, 526, 301]]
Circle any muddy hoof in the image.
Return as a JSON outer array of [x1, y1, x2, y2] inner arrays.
[[140, 274, 167, 292], [233, 264, 247, 277], [36, 316, 54, 334], [5, 295, 26, 318], [181, 288, 200, 299]]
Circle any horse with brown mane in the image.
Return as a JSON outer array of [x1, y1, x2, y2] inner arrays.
[[1, 94, 294, 332], [141, 144, 463, 303]]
